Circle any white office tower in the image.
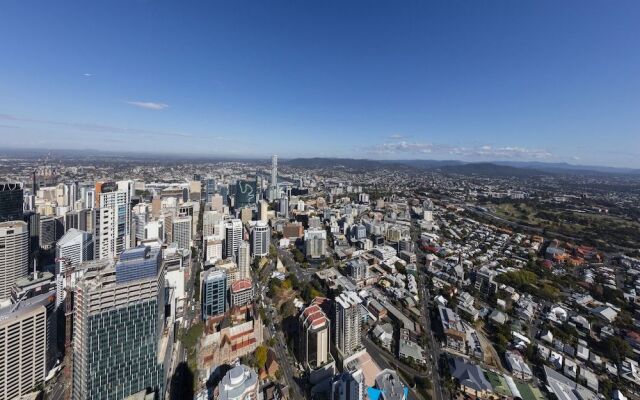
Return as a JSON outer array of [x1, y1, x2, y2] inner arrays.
[[132, 203, 150, 243], [423, 199, 434, 222], [271, 155, 278, 188], [0, 221, 29, 303], [224, 219, 243, 259], [237, 241, 251, 280], [172, 216, 192, 250], [217, 364, 259, 400], [205, 235, 223, 263], [96, 189, 130, 259], [304, 228, 327, 260], [279, 196, 289, 218], [331, 368, 365, 400], [203, 210, 223, 236], [0, 299, 49, 400], [258, 200, 269, 223], [251, 221, 270, 258], [94, 207, 114, 260], [55, 229, 93, 307], [84, 189, 95, 210], [144, 220, 163, 241], [116, 180, 135, 200], [334, 292, 362, 359], [267, 154, 279, 201]]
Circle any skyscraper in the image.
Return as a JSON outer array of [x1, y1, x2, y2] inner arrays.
[[237, 241, 251, 280], [224, 219, 243, 259], [279, 196, 289, 218], [271, 154, 278, 189], [72, 250, 165, 400], [201, 268, 227, 320], [330, 369, 366, 400], [0, 182, 24, 223], [334, 292, 362, 359], [258, 200, 269, 223], [304, 228, 327, 260], [299, 301, 330, 370], [172, 216, 192, 250], [0, 296, 50, 400], [235, 180, 257, 209], [251, 221, 270, 258], [0, 221, 29, 302], [95, 187, 131, 259], [203, 210, 223, 237], [56, 229, 93, 306]]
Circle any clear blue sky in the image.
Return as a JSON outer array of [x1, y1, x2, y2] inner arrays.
[[1, 1, 638, 167]]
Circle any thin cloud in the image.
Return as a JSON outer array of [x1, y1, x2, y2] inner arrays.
[[125, 101, 169, 110], [388, 134, 407, 140], [0, 113, 190, 138], [82, 73, 93, 77]]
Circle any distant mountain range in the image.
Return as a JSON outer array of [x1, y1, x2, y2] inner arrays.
[[283, 157, 640, 176], [2, 148, 638, 176]]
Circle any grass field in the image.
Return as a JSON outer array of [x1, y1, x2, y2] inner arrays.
[[492, 202, 640, 248]]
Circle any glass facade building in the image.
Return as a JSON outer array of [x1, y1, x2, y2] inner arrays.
[[201, 268, 227, 320], [115, 245, 160, 283], [0, 183, 24, 223]]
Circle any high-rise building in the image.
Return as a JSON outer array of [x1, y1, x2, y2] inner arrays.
[[72, 250, 165, 400], [370, 369, 408, 400], [334, 292, 362, 359], [299, 301, 330, 370], [216, 364, 259, 400], [279, 196, 289, 218], [224, 219, 243, 259], [64, 208, 93, 232], [203, 210, 223, 237], [423, 199, 434, 222], [271, 155, 278, 189], [330, 369, 366, 400], [237, 241, 251, 280], [172, 216, 192, 250], [94, 206, 114, 260], [239, 207, 253, 224], [230, 279, 253, 309], [204, 235, 223, 263], [304, 228, 327, 260], [132, 203, 150, 242], [0, 296, 50, 400], [95, 188, 131, 259], [205, 178, 216, 203], [39, 215, 63, 250], [56, 229, 93, 306], [0, 183, 24, 223], [0, 221, 29, 302], [251, 221, 270, 258], [201, 268, 227, 320], [258, 200, 269, 223], [235, 180, 257, 209]]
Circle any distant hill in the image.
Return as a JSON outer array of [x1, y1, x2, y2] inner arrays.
[[284, 157, 638, 177], [436, 162, 551, 178], [494, 161, 640, 175], [283, 158, 402, 171]]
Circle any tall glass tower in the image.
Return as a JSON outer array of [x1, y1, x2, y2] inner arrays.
[[72, 246, 165, 400]]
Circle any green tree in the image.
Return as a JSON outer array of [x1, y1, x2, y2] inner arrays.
[[255, 345, 269, 370]]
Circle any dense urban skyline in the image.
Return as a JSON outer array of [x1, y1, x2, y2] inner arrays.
[[1, 1, 639, 167]]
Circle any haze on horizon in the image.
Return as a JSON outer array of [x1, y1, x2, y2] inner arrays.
[[0, 1, 638, 168]]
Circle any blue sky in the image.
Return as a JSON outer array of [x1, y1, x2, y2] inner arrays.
[[1, 1, 639, 167]]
